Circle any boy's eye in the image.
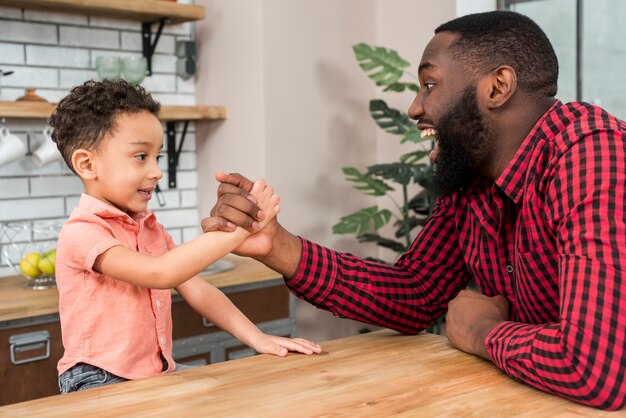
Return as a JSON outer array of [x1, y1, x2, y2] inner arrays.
[[135, 153, 147, 161], [156, 154, 164, 163]]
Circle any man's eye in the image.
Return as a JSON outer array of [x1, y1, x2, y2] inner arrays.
[[424, 82, 436, 90]]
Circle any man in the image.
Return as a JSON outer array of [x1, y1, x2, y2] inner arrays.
[[203, 11, 626, 410]]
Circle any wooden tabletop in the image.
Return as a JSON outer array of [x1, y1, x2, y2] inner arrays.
[[0, 256, 281, 322], [0, 330, 619, 417]]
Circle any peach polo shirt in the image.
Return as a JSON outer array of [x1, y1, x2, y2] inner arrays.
[[56, 193, 176, 380]]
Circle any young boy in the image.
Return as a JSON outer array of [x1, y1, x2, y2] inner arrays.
[[50, 79, 321, 393]]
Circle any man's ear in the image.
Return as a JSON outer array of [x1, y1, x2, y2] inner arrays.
[[480, 65, 517, 110], [71, 149, 97, 180]]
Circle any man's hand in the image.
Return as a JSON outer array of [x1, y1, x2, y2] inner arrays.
[[203, 172, 303, 278], [445, 289, 510, 360], [202, 172, 278, 258]]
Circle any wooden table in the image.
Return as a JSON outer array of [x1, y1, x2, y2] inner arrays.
[[0, 330, 620, 417]]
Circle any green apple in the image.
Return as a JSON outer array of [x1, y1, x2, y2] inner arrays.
[[19, 252, 42, 278]]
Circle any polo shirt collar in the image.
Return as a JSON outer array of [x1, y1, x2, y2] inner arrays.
[[78, 193, 155, 226], [494, 99, 561, 204]]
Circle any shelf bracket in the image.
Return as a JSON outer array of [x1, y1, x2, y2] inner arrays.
[[142, 19, 166, 76], [166, 120, 189, 189]]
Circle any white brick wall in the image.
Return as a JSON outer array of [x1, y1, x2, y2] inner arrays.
[[0, 5, 201, 277]]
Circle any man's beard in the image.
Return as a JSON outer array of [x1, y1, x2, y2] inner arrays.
[[433, 86, 492, 197]]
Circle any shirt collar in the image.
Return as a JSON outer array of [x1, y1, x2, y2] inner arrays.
[[77, 193, 156, 226], [494, 99, 561, 203]]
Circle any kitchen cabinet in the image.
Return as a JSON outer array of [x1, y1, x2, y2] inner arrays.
[[0, 257, 296, 406], [0, 316, 63, 404]]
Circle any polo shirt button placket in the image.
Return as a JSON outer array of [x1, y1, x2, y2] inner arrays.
[[155, 299, 161, 310]]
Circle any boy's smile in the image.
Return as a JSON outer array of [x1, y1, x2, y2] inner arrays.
[[85, 111, 164, 215]]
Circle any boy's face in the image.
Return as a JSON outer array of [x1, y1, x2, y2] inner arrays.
[[87, 111, 164, 215]]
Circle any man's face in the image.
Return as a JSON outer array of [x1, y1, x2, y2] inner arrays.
[[433, 85, 492, 196], [409, 32, 495, 197]]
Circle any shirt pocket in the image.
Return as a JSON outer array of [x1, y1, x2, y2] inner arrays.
[[144, 239, 168, 257]]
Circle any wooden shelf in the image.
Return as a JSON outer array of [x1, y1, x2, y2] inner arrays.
[[0, 101, 227, 122], [0, 0, 204, 24]]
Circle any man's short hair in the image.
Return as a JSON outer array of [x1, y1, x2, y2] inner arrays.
[[436, 11, 559, 100], [50, 79, 161, 173]]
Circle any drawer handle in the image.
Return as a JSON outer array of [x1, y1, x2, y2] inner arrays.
[[202, 318, 214, 328], [9, 330, 50, 365]]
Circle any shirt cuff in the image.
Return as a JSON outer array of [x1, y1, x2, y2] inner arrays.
[[486, 320, 535, 374], [285, 237, 337, 307]]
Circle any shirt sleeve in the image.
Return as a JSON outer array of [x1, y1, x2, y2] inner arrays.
[[58, 215, 122, 272], [287, 195, 472, 334], [486, 128, 626, 410]]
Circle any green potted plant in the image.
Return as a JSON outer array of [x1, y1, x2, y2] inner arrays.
[[332, 43, 436, 264]]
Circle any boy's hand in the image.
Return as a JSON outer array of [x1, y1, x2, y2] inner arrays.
[[251, 334, 322, 357], [249, 178, 280, 230], [204, 172, 261, 233]]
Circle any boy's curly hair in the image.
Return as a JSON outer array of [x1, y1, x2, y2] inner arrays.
[[50, 79, 160, 173]]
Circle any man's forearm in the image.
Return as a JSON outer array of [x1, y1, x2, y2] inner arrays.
[[256, 225, 302, 278]]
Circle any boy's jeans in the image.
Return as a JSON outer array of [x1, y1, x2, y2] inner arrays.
[[58, 363, 127, 393], [58, 362, 197, 393]]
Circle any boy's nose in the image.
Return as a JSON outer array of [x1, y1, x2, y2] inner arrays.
[[150, 162, 163, 181]]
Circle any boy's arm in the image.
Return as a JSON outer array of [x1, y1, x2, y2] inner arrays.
[[94, 179, 279, 289], [176, 276, 321, 356]]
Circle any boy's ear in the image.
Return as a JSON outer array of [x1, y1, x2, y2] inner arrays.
[[71, 149, 97, 180]]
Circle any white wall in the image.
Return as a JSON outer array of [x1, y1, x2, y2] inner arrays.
[[195, 0, 457, 341]]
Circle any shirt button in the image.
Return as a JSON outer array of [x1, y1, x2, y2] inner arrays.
[[506, 265, 514, 273], [159, 336, 165, 345], [155, 300, 161, 309]]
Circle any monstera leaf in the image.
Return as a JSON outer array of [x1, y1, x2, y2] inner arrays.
[[400, 150, 431, 164], [366, 163, 431, 187], [342, 167, 394, 196], [384, 81, 421, 94], [333, 206, 392, 235], [369, 100, 423, 145], [353, 43, 410, 87], [369, 100, 413, 135]]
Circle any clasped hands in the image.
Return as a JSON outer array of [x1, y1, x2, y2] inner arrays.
[[203, 172, 511, 361]]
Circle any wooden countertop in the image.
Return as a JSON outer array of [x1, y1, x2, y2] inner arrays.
[[0, 256, 281, 322], [0, 330, 617, 417]]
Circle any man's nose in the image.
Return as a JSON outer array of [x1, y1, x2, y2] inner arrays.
[[407, 93, 424, 120]]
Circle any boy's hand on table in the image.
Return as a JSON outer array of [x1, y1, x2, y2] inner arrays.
[[251, 334, 322, 357]]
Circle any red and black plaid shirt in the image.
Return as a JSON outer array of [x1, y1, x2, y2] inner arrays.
[[287, 100, 626, 410]]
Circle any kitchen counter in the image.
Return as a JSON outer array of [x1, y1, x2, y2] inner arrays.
[[0, 329, 617, 417], [0, 256, 282, 322]]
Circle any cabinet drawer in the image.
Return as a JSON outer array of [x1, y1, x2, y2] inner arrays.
[[0, 318, 63, 406], [172, 284, 291, 340]]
